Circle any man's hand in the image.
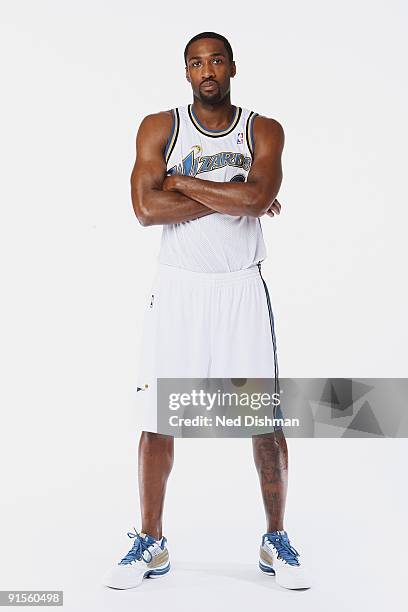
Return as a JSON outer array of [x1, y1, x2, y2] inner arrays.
[[265, 199, 281, 217]]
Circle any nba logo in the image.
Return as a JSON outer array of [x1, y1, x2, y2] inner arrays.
[[237, 132, 243, 144]]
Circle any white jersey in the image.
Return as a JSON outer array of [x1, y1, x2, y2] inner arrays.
[[158, 104, 267, 272]]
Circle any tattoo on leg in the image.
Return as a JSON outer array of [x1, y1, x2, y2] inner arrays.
[[252, 430, 288, 532]]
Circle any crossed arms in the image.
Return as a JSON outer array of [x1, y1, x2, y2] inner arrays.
[[130, 110, 284, 226]]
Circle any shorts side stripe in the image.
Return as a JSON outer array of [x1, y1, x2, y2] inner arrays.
[[257, 262, 281, 430]]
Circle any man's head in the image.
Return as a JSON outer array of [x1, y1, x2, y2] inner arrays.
[[184, 32, 236, 104]]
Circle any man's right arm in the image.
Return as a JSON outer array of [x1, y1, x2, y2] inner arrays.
[[130, 112, 216, 226]]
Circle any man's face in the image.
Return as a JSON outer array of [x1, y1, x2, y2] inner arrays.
[[185, 38, 236, 103]]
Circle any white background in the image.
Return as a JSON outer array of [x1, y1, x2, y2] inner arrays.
[[0, 1, 407, 610]]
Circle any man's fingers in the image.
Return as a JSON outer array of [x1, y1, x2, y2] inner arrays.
[[272, 199, 281, 213], [264, 199, 282, 217], [268, 203, 280, 215]]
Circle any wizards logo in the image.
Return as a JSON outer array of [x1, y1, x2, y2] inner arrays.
[[167, 145, 252, 177]]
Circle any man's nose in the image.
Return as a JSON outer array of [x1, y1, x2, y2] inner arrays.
[[201, 61, 215, 79]]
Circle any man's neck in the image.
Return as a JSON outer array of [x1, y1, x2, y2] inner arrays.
[[191, 96, 235, 132]]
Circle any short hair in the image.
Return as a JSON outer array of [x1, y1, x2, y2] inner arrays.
[[184, 32, 234, 66]]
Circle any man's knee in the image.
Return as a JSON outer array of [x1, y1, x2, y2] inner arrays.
[[252, 428, 286, 442], [140, 431, 174, 445]]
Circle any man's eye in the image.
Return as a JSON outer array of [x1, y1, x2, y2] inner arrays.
[[192, 62, 201, 68], [212, 58, 222, 64]]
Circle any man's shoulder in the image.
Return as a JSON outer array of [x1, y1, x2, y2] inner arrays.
[[252, 113, 284, 133], [139, 109, 174, 130], [252, 113, 285, 147], [137, 110, 174, 144]]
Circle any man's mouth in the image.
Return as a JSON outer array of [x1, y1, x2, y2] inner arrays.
[[200, 81, 218, 92]]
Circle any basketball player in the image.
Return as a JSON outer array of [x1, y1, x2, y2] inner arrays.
[[104, 32, 311, 591]]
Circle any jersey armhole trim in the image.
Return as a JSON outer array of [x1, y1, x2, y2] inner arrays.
[[164, 108, 180, 163], [246, 111, 259, 158]]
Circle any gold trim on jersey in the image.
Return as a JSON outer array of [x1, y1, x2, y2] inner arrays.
[[165, 108, 180, 163], [245, 111, 259, 158]]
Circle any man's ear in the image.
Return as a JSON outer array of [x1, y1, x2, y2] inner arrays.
[[185, 67, 191, 83], [231, 61, 237, 78]]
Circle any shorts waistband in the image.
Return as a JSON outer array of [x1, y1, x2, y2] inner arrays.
[[156, 263, 262, 286]]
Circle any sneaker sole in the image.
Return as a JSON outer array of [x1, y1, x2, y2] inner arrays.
[[259, 560, 311, 590], [259, 560, 276, 575], [144, 562, 171, 579], [104, 562, 171, 589]]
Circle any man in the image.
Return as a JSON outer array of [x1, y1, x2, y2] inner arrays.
[[104, 32, 311, 591]]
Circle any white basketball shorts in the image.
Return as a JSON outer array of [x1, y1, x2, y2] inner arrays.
[[134, 262, 279, 433]]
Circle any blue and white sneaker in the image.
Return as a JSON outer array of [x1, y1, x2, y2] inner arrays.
[[259, 530, 311, 589], [103, 528, 170, 589]]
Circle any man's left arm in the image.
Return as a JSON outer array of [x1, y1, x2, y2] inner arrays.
[[162, 116, 284, 218]]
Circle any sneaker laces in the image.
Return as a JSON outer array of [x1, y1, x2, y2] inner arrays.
[[119, 528, 154, 565], [265, 532, 300, 566]]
